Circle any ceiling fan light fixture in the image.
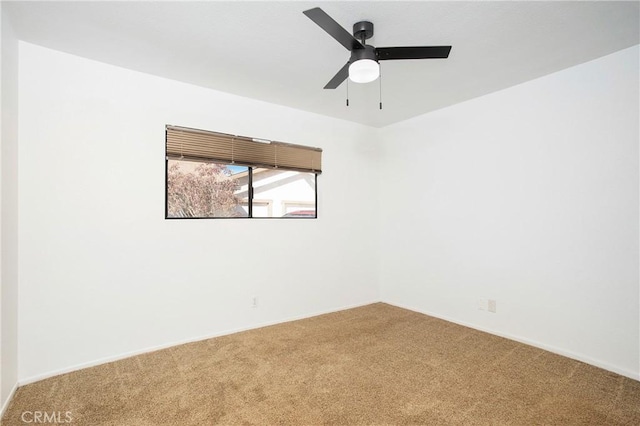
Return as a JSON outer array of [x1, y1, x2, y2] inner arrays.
[[348, 59, 379, 83]]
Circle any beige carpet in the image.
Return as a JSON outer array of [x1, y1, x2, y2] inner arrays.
[[2, 303, 639, 425]]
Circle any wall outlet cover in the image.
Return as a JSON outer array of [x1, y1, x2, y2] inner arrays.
[[478, 298, 487, 310]]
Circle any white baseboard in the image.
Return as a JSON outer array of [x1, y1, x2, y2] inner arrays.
[[19, 299, 381, 386], [0, 382, 19, 420], [385, 301, 639, 381]]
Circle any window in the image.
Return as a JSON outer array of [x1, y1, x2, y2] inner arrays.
[[165, 126, 321, 219]]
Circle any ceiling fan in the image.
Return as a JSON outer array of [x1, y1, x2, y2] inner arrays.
[[303, 7, 452, 89]]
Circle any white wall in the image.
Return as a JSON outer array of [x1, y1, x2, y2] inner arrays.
[[17, 42, 380, 382], [379, 45, 639, 379], [1, 3, 20, 411]]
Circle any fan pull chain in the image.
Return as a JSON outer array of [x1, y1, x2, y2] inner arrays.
[[346, 79, 350, 107], [379, 67, 383, 110]]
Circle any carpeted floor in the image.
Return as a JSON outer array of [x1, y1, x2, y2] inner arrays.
[[2, 303, 639, 425]]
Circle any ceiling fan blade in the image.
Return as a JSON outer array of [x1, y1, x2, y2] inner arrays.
[[303, 7, 364, 51], [376, 46, 452, 61], [324, 62, 350, 89]]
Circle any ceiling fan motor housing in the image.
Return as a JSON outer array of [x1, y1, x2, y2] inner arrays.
[[350, 45, 377, 63]]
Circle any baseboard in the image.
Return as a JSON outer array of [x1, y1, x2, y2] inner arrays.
[[384, 301, 640, 381], [19, 299, 381, 386], [0, 382, 19, 420]]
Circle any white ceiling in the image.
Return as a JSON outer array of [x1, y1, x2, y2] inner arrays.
[[5, 1, 639, 128]]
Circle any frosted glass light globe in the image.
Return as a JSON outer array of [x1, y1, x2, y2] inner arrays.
[[348, 59, 380, 83]]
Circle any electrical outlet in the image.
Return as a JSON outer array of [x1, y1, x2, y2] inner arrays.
[[252, 296, 258, 308], [478, 298, 487, 311], [488, 299, 497, 313]]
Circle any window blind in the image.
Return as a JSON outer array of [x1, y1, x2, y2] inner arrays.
[[166, 125, 322, 174]]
